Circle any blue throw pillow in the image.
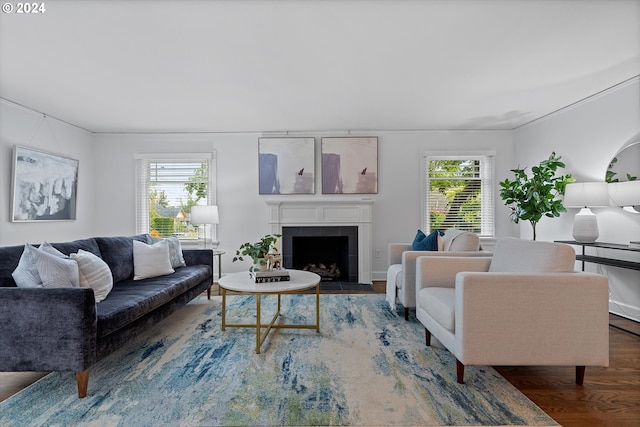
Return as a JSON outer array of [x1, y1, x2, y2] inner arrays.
[[411, 229, 442, 251]]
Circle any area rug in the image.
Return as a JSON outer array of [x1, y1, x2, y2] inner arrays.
[[0, 294, 558, 426]]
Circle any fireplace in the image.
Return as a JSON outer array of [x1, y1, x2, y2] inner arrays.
[[282, 226, 358, 282], [266, 200, 373, 284]]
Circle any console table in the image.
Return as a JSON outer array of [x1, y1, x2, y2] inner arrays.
[[556, 241, 640, 337], [554, 241, 640, 272]]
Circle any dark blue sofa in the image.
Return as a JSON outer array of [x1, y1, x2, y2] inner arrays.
[[0, 235, 213, 398]]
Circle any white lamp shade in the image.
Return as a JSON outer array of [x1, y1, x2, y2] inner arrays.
[[563, 182, 610, 208], [608, 181, 640, 208], [190, 205, 219, 225]]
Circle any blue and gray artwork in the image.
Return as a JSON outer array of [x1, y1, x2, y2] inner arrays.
[[321, 137, 378, 194], [258, 138, 315, 194]]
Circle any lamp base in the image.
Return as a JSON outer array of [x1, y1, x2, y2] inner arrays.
[[572, 208, 599, 243]]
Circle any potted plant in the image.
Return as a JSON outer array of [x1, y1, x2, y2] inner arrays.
[[233, 234, 282, 271], [499, 152, 574, 240]]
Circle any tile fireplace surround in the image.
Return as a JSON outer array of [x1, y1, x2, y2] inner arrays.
[[267, 200, 373, 284]]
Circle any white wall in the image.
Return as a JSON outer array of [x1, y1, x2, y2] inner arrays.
[[0, 99, 514, 277], [4, 78, 636, 322], [0, 100, 96, 245], [4, 77, 636, 322], [513, 78, 640, 322], [92, 130, 514, 279]]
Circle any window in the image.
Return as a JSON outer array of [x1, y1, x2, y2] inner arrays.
[[423, 151, 495, 237], [135, 152, 216, 240]]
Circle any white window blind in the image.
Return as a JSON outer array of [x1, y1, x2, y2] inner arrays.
[[423, 151, 495, 237], [135, 152, 216, 239]]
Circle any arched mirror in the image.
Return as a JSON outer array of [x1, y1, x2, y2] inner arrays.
[[606, 135, 640, 213]]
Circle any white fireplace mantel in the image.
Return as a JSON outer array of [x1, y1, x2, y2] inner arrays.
[[266, 200, 373, 284]]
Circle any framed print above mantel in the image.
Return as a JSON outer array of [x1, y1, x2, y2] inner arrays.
[[321, 137, 378, 194], [258, 137, 315, 194], [11, 145, 79, 222]]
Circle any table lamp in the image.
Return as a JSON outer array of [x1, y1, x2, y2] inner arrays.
[[191, 205, 219, 248], [609, 181, 640, 214], [563, 182, 609, 243]]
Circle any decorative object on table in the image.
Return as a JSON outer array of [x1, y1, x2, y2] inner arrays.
[[609, 179, 640, 214], [264, 252, 282, 270], [11, 145, 79, 222], [190, 205, 219, 248], [499, 152, 574, 240], [250, 269, 290, 283], [258, 137, 315, 194], [563, 182, 610, 243], [233, 234, 281, 272], [321, 137, 378, 194]]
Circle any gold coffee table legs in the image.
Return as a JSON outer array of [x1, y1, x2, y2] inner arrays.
[[220, 284, 320, 354]]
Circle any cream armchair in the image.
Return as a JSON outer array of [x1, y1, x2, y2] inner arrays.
[[415, 237, 610, 384], [387, 229, 489, 320]]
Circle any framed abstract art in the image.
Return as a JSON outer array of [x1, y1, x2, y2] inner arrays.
[[321, 137, 378, 194], [11, 146, 79, 221], [258, 137, 315, 194]]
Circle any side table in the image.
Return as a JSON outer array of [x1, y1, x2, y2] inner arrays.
[[207, 250, 225, 300]]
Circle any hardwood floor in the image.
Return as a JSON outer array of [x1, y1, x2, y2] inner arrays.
[[2, 281, 639, 427], [0, 371, 48, 403], [495, 316, 640, 427]]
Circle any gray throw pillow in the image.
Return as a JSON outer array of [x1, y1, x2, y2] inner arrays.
[[31, 246, 80, 288], [12, 244, 43, 288], [146, 235, 186, 268]]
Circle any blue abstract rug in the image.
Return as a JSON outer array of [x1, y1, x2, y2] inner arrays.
[[0, 294, 558, 426]]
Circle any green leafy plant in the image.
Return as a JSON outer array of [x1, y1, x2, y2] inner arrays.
[[233, 234, 281, 271], [499, 152, 574, 240]]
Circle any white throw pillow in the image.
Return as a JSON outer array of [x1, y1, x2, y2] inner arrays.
[[448, 232, 480, 251], [31, 247, 80, 288], [71, 249, 114, 302], [133, 239, 175, 280], [12, 244, 43, 288]]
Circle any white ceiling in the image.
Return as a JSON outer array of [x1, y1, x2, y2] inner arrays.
[[1, 0, 639, 133]]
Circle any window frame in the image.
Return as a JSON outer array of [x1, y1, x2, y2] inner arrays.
[[422, 149, 495, 238], [134, 152, 217, 240]]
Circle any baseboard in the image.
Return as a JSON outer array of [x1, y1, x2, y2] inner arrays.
[[372, 271, 388, 281], [609, 300, 640, 323]]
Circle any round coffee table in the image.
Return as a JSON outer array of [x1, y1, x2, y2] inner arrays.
[[218, 270, 321, 353]]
